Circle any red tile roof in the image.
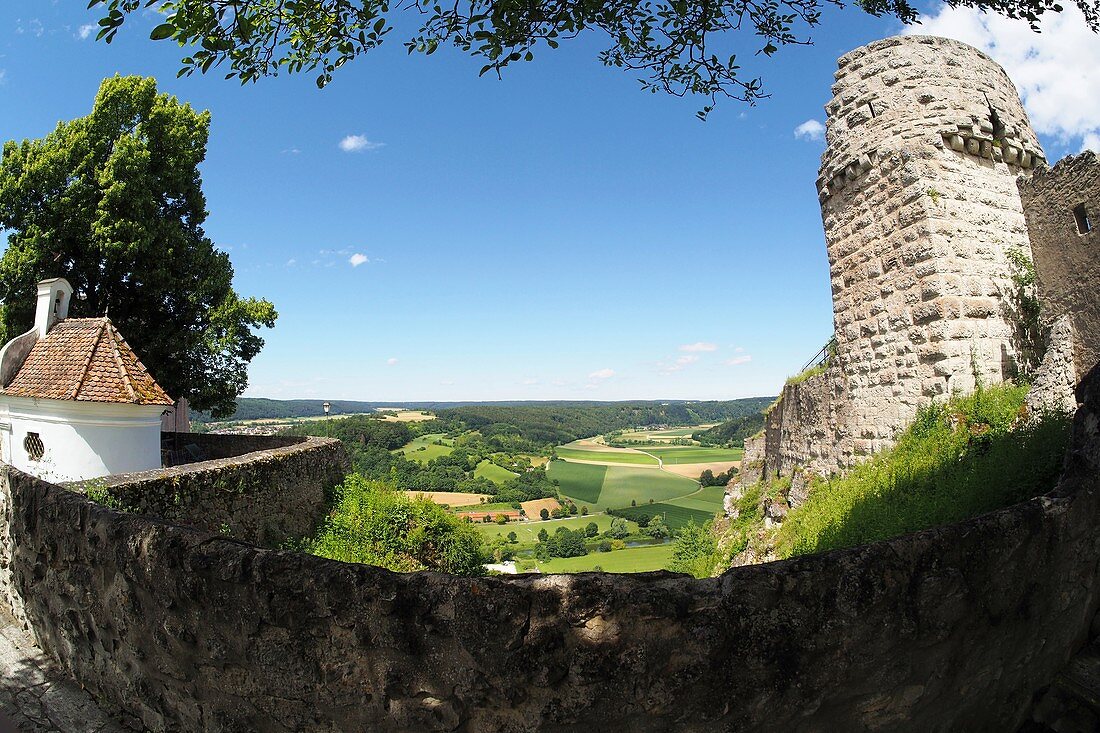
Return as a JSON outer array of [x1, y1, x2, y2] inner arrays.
[[2, 318, 172, 406]]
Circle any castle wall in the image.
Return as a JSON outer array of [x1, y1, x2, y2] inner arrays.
[[93, 433, 348, 548], [2, 371, 1100, 732], [1020, 152, 1100, 381], [818, 36, 1045, 467]]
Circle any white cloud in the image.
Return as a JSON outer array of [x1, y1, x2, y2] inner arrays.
[[348, 253, 369, 267], [679, 342, 717, 352], [907, 5, 1100, 149], [522, 378, 539, 385], [0, 70, 6, 86], [440, 379, 455, 385], [285, 258, 297, 267], [661, 355, 699, 374], [386, 358, 398, 366], [725, 355, 753, 366], [339, 134, 385, 152], [1082, 132, 1100, 153], [734, 346, 745, 353], [77, 23, 96, 39], [794, 119, 825, 142], [281, 147, 301, 155], [588, 368, 615, 380]]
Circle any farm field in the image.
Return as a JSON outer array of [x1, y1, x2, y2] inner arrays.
[[534, 542, 676, 573], [474, 513, 618, 543], [616, 503, 716, 530], [617, 425, 714, 442], [555, 445, 657, 465], [548, 461, 699, 510], [402, 491, 490, 506], [376, 409, 436, 422], [643, 447, 744, 464], [545, 461, 607, 504], [393, 434, 454, 463], [474, 460, 518, 483]]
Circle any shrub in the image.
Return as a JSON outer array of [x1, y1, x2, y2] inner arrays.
[[308, 475, 484, 575]]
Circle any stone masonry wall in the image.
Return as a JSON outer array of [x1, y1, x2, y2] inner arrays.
[[817, 35, 1044, 468], [1, 370, 1099, 731], [93, 433, 349, 548], [1020, 152, 1100, 380]]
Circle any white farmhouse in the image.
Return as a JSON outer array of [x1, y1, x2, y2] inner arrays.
[[0, 278, 172, 482]]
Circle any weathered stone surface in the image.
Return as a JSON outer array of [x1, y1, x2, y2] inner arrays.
[[1020, 152, 1100, 379], [93, 433, 348, 548], [1028, 315, 1078, 415], [0, 369, 1098, 732]]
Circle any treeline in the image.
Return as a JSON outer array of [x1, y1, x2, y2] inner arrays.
[[194, 398, 384, 422], [693, 412, 767, 448], [282, 415, 557, 503], [435, 397, 774, 447]]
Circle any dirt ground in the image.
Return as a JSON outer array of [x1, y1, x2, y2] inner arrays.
[[403, 491, 490, 506], [661, 461, 742, 479]]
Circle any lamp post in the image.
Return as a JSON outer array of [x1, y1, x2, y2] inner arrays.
[[322, 401, 331, 417]]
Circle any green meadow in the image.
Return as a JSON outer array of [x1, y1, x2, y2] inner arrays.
[[474, 460, 519, 483], [392, 433, 455, 464], [532, 542, 676, 573], [555, 446, 658, 465], [548, 461, 700, 511], [644, 447, 744, 464]]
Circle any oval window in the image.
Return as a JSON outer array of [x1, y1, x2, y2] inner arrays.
[[24, 433, 44, 461]]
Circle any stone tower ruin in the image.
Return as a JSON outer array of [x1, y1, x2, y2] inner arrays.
[[819, 35, 1047, 461], [738, 35, 1053, 494]]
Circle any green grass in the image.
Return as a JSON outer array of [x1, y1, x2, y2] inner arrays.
[[474, 460, 519, 483], [547, 461, 607, 504], [550, 461, 699, 509], [597, 466, 698, 508], [393, 433, 455, 464], [776, 383, 1072, 558], [616, 503, 716, 530], [643, 447, 744, 464], [535, 542, 675, 573], [555, 447, 658, 465], [473, 513, 618, 543], [666, 484, 727, 513]]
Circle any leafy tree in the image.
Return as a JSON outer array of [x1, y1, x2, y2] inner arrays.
[[608, 517, 629, 540], [540, 508, 550, 520], [585, 522, 599, 538], [580, 506, 589, 516], [507, 531, 518, 543], [0, 75, 275, 416], [538, 528, 549, 543], [635, 513, 651, 528], [668, 520, 717, 578], [92, 0, 1098, 119]]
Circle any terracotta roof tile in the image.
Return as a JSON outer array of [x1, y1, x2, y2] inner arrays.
[[2, 318, 173, 406]]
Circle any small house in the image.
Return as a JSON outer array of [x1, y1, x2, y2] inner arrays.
[[0, 278, 172, 482]]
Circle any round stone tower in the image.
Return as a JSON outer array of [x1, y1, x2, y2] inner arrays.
[[818, 35, 1046, 461]]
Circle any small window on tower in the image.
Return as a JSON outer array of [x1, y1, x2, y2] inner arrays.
[[1073, 204, 1092, 235], [24, 432, 44, 461]]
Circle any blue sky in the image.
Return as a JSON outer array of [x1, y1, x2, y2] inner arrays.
[[1, 2, 1096, 402]]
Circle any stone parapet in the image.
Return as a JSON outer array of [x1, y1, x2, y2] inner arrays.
[[0, 367, 1098, 731], [92, 433, 349, 548]]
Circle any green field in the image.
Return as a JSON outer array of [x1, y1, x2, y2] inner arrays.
[[548, 461, 698, 510], [616, 503, 716, 530], [534, 542, 676, 573], [393, 434, 455, 464], [665, 484, 727, 513], [474, 513, 617, 543], [474, 460, 519, 483], [597, 466, 698, 507], [555, 446, 658, 465], [545, 461, 606, 504], [644, 447, 744, 464]]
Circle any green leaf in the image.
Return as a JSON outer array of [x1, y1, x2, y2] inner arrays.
[[150, 23, 175, 40]]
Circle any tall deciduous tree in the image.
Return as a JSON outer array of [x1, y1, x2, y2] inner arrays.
[[91, 0, 1098, 118], [0, 75, 277, 417]]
